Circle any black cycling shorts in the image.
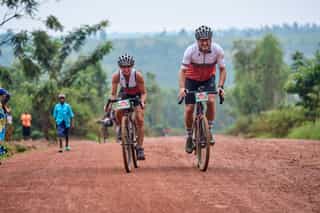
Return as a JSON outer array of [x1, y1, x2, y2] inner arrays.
[[184, 76, 216, 105]]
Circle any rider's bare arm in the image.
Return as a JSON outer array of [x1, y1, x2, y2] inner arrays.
[[179, 68, 187, 89], [218, 66, 226, 88], [179, 46, 192, 97], [178, 68, 188, 98], [111, 73, 120, 100], [136, 71, 147, 104], [217, 47, 227, 88]]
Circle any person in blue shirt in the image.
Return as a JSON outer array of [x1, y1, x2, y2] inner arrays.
[[0, 88, 10, 163], [53, 94, 74, 152], [0, 88, 10, 142]]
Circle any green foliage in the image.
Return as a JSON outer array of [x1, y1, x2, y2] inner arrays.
[[61, 41, 112, 86], [228, 107, 306, 138], [229, 49, 320, 139], [0, 142, 30, 159], [0, 0, 38, 17], [45, 15, 63, 32], [145, 72, 162, 128], [10, 31, 28, 57], [58, 21, 109, 68], [230, 34, 288, 117], [1, 0, 62, 55], [31, 130, 44, 140], [1, 17, 111, 140], [286, 50, 320, 121], [227, 116, 253, 136], [254, 34, 289, 110], [249, 107, 306, 137], [14, 143, 27, 153], [288, 121, 320, 140], [0, 65, 13, 87]]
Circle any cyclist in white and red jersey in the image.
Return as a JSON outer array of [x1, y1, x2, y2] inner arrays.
[[109, 54, 147, 160], [178, 25, 227, 153]]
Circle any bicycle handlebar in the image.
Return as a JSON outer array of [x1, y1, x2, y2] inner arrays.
[[178, 89, 224, 105]]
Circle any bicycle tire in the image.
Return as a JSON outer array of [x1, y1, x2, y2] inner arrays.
[[121, 116, 133, 173], [196, 116, 210, 171], [130, 120, 138, 168]]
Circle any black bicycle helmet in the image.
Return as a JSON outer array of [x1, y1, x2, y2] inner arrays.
[[117, 53, 135, 67], [195, 25, 213, 40]]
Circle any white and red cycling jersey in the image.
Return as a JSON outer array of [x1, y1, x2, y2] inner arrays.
[[119, 69, 141, 95], [181, 42, 226, 81]]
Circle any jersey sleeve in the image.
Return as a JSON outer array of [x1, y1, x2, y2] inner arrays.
[[181, 46, 193, 69], [216, 45, 226, 68]]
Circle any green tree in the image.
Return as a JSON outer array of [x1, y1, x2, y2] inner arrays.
[[230, 34, 288, 116], [0, 0, 62, 53], [254, 34, 288, 110], [3, 20, 112, 139], [144, 72, 163, 130], [286, 50, 320, 121]]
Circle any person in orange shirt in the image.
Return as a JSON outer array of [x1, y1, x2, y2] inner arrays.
[[21, 112, 32, 140]]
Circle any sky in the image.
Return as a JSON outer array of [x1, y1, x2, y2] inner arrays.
[[1, 0, 320, 33]]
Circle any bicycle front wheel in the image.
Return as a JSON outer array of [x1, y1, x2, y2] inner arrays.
[[130, 120, 138, 168], [195, 116, 210, 172], [121, 116, 133, 173]]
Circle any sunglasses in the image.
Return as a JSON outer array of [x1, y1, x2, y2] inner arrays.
[[120, 65, 133, 69]]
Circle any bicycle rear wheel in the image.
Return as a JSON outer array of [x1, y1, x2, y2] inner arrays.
[[195, 116, 210, 171], [121, 116, 133, 173]]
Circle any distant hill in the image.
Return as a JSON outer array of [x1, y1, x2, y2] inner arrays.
[[1, 23, 320, 88]]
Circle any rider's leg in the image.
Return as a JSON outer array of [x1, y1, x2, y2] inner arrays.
[[206, 94, 216, 144], [185, 104, 195, 137], [206, 94, 216, 124], [115, 109, 123, 125], [135, 106, 145, 160], [184, 104, 195, 153], [184, 78, 198, 153], [115, 109, 124, 141], [135, 106, 144, 147]]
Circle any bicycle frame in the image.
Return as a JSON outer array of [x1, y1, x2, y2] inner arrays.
[[107, 97, 141, 172], [121, 104, 137, 145]]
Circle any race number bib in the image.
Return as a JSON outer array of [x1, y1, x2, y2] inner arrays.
[[115, 99, 131, 110], [195, 92, 208, 102]]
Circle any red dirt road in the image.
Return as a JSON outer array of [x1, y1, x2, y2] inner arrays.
[[1, 136, 320, 213]]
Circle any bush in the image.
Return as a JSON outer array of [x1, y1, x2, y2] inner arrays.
[[227, 107, 307, 138], [14, 144, 27, 153], [0, 144, 11, 159], [0, 142, 30, 160], [31, 130, 44, 140], [227, 116, 253, 136], [288, 121, 320, 140], [249, 107, 306, 137], [86, 132, 99, 141]]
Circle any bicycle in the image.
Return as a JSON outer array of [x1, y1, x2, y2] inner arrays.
[[178, 86, 224, 171], [108, 97, 142, 173], [96, 114, 114, 143]]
